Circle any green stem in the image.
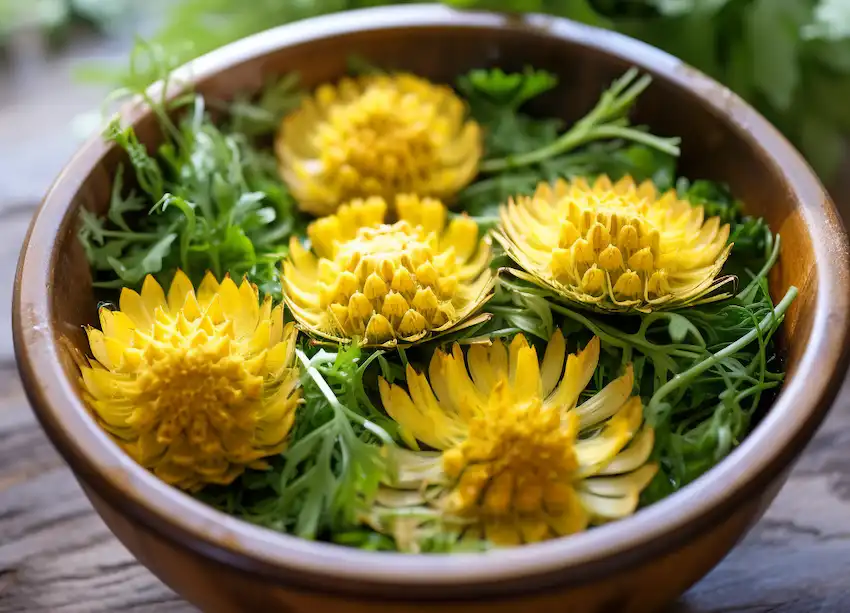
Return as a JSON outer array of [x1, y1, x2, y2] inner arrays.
[[646, 287, 798, 423], [208, 248, 221, 278], [478, 69, 675, 173], [459, 327, 526, 344], [481, 123, 593, 172], [296, 350, 395, 447], [738, 235, 781, 300], [593, 125, 681, 156], [606, 72, 652, 117], [550, 303, 699, 359], [480, 123, 680, 173]]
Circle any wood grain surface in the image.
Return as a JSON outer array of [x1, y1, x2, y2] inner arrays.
[[3, 24, 850, 613]]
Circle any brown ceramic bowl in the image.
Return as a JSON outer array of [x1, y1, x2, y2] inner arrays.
[[13, 5, 850, 613]]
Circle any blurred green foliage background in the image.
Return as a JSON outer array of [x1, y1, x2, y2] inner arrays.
[[0, 0, 130, 44], [3, 0, 850, 181]]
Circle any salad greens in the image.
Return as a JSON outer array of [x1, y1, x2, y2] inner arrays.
[[79, 49, 304, 298], [79, 54, 793, 551]]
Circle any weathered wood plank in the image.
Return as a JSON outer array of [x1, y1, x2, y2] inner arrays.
[[0, 367, 196, 613], [0, 207, 37, 365], [674, 380, 850, 613]]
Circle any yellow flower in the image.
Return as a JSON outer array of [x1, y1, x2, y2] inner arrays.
[[283, 195, 496, 348], [495, 175, 735, 313], [275, 73, 482, 216], [79, 271, 302, 492], [372, 330, 657, 549]]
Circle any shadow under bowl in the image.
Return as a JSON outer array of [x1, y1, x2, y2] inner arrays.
[[12, 5, 850, 613]]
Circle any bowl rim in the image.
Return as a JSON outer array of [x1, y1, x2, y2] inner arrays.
[[13, 2, 850, 596]]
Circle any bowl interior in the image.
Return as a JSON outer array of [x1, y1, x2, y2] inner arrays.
[[16, 6, 849, 595], [54, 19, 817, 373]]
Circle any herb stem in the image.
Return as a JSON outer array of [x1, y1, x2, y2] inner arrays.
[[738, 235, 781, 300], [593, 125, 681, 156], [481, 125, 680, 172], [479, 69, 679, 173], [646, 287, 798, 422], [296, 349, 395, 447], [480, 123, 592, 172], [549, 303, 698, 359], [458, 173, 540, 199], [459, 327, 526, 344]]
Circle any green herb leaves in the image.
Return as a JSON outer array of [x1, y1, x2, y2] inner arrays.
[[80, 54, 792, 553], [198, 343, 394, 541], [79, 75, 304, 296], [479, 68, 681, 173], [458, 66, 559, 112], [456, 67, 678, 218]]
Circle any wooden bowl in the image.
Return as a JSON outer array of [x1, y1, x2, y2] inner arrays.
[[13, 5, 850, 612]]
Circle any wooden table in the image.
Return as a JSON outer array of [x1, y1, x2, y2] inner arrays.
[[2, 28, 850, 613]]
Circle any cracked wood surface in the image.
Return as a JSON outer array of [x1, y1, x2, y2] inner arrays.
[[2, 28, 850, 613]]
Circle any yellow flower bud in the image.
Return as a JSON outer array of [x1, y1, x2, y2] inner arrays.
[[282, 195, 495, 347], [495, 175, 734, 313], [276, 74, 482, 216], [80, 271, 302, 493], [375, 330, 657, 547]]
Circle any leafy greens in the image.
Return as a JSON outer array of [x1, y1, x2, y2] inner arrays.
[[78, 48, 304, 299], [80, 57, 794, 552]]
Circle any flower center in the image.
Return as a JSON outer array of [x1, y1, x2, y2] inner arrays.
[[134, 314, 263, 460], [441, 383, 579, 518], [316, 86, 440, 193], [317, 221, 461, 343], [550, 197, 670, 300], [497, 175, 732, 313]]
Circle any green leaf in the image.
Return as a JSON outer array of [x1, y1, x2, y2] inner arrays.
[[748, 0, 805, 112], [78, 208, 106, 246], [613, 145, 677, 189], [212, 173, 238, 216], [104, 119, 165, 200], [106, 165, 145, 232], [154, 194, 197, 274], [141, 233, 178, 274], [724, 31, 756, 103], [808, 38, 850, 73], [802, 67, 850, 133], [107, 232, 177, 284], [677, 178, 744, 224], [460, 67, 558, 110], [548, 0, 611, 25], [667, 313, 698, 343], [219, 226, 257, 278], [230, 192, 267, 224], [228, 73, 303, 137], [87, 240, 130, 271]]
